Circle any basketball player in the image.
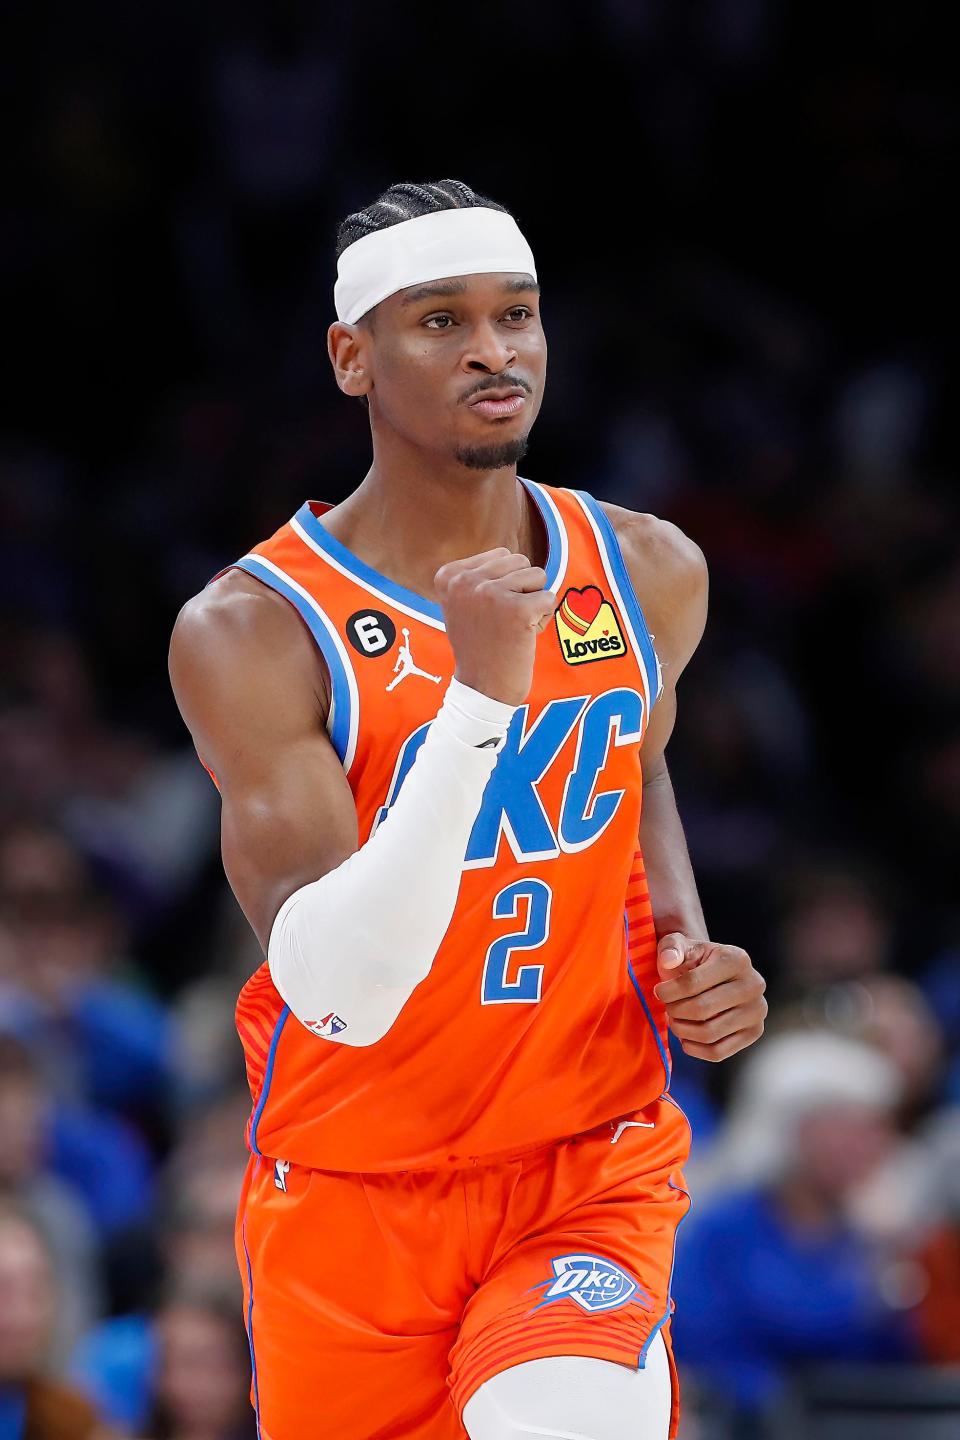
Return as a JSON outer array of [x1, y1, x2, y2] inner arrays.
[[169, 181, 767, 1440]]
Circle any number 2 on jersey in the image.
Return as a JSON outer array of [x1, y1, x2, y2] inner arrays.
[[481, 879, 552, 1005]]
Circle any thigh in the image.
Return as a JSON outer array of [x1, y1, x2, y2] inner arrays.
[[449, 1095, 690, 1439], [236, 1155, 469, 1440], [462, 1330, 672, 1440]]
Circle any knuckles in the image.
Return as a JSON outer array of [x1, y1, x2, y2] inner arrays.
[[679, 1014, 767, 1063], [674, 974, 768, 1062]]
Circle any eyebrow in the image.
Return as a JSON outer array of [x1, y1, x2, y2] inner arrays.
[[400, 275, 541, 306]]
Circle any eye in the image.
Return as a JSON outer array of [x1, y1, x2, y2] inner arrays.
[[504, 306, 533, 323], [423, 313, 455, 329]]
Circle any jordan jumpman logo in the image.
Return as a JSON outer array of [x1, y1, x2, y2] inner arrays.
[[386, 628, 442, 692]]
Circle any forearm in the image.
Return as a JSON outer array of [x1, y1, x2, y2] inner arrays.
[[638, 763, 708, 941], [268, 680, 515, 1046]]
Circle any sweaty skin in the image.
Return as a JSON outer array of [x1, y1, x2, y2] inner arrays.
[[169, 270, 766, 1062]]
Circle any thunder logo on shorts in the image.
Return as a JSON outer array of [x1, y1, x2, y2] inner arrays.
[[528, 1253, 652, 1315]]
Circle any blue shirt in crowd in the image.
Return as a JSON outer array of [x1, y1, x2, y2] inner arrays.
[[0, 1388, 26, 1440], [671, 1185, 914, 1411]]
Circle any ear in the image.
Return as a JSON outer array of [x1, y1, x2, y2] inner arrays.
[[327, 321, 373, 398]]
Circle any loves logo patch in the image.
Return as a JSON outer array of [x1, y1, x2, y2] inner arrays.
[[555, 585, 626, 666]]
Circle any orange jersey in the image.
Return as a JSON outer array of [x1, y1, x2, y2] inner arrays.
[[214, 479, 672, 1171]]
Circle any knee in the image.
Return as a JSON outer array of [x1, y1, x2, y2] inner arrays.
[[462, 1332, 672, 1440]]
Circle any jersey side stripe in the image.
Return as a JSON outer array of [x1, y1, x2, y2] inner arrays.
[[248, 1005, 291, 1158], [234, 555, 360, 773], [570, 491, 663, 716], [624, 912, 671, 1093], [239, 1017, 275, 1055]]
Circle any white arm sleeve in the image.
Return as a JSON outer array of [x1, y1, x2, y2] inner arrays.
[[267, 678, 516, 1046]]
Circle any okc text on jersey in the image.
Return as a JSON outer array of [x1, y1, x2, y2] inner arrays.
[[371, 687, 645, 867]]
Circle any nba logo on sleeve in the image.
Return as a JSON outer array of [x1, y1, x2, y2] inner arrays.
[[555, 587, 626, 665], [528, 1253, 650, 1315], [304, 1012, 348, 1038]]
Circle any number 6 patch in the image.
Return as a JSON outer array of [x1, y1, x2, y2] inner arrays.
[[346, 609, 397, 657]]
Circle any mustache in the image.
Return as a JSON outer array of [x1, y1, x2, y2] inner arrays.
[[459, 372, 534, 404]]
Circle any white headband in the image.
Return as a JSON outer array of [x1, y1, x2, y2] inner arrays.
[[334, 207, 537, 325]]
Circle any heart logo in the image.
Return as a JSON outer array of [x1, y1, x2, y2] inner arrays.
[[555, 585, 625, 666], [560, 585, 603, 635]]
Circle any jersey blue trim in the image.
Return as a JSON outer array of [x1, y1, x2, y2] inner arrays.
[[519, 478, 564, 594], [249, 1005, 290, 1158], [576, 491, 662, 705], [241, 1220, 263, 1439], [234, 557, 353, 766], [293, 502, 445, 623], [292, 477, 560, 626], [637, 1173, 692, 1367], [625, 913, 671, 1092]]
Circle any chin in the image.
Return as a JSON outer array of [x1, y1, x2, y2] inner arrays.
[[453, 431, 531, 472]]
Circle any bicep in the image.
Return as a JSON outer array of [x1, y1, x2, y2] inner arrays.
[[169, 582, 360, 951]]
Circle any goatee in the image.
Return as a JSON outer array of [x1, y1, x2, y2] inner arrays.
[[454, 433, 530, 472]]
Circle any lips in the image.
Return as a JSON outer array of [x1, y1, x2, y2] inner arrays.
[[468, 386, 526, 404], [468, 388, 527, 420]]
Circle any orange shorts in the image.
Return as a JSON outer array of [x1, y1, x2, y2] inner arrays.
[[235, 1093, 691, 1439]]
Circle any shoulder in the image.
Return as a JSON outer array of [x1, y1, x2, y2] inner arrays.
[[597, 501, 708, 672], [171, 568, 296, 661], [169, 568, 330, 727], [598, 501, 707, 599]]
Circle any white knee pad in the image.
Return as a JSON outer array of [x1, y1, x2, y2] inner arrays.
[[462, 1329, 672, 1440]]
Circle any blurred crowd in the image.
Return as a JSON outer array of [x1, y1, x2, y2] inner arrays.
[[1, 1, 956, 1437]]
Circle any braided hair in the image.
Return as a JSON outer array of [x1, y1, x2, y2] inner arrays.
[[335, 179, 510, 261]]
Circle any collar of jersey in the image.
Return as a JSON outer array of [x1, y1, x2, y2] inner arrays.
[[292, 477, 562, 629]]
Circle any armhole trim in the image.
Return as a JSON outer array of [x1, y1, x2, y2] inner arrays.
[[233, 555, 360, 773], [519, 477, 570, 595], [571, 491, 664, 716]]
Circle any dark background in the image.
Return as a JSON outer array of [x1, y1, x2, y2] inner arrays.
[[0, 3, 957, 1438]]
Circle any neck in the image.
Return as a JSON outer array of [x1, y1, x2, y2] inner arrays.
[[323, 450, 542, 602]]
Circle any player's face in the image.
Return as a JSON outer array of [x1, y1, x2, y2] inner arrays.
[[361, 272, 546, 469]]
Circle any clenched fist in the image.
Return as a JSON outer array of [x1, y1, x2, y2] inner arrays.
[[435, 548, 557, 707]]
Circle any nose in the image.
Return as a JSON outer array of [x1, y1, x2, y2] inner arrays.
[[461, 318, 518, 375]]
